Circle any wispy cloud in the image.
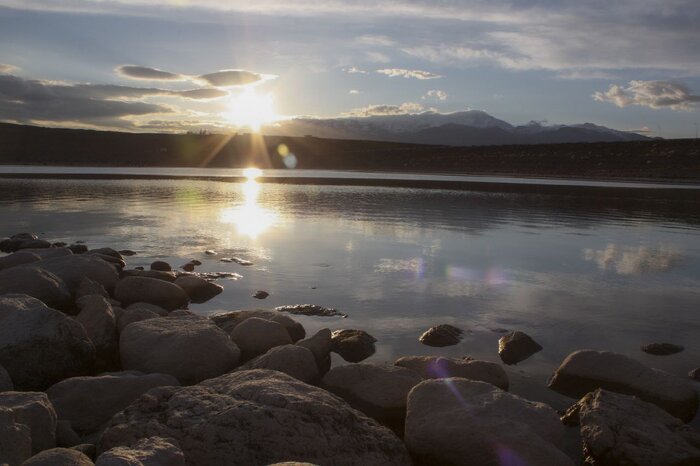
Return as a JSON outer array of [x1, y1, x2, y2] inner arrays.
[[593, 80, 700, 110], [355, 35, 395, 47], [116, 65, 273, 88], [366, 52, 391, 63], [376, 68, 441, 80], [343, 67, 368, 74], [344, 101, 426, 116], [196, 69, 270, 87], [115, 65, 184, 81], [349, 89, 361, 95], [422, 89, 447, 101], [0, 64, 18, 74]]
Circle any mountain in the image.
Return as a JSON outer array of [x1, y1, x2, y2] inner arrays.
[[264, 110, 651, 146]]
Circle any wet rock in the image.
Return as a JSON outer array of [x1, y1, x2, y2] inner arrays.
[[237, 345, 318, 383], [116, 308, 159, 333], [120, 269, 176, 282], [180, 263, 194, 272], [114, 277, 189, 311], [68, 244, 88, 255], [74, 295, 118, 366], [498, 330, 542, 364], [274, 304, 348, 318], [22, 448, 94, 466], [149, 261, 171, 272], [125, 302, 168, 317], [204, 249, 216, 255], [120, 316, 239, 384], [0, 251, 41, 271], [173, 275, 223, 303], [0, 295, 95, 391], [572, 389, 700, 465], [98, 370, 411, 466], [20, 247, 73, 259], [231, 257, 253, 266], [548, 350, 699, 421], [75, 278, 109, 301], [297, 328, 332, 376], [188, 260, 202, 266], [188, 271, 242, 281], [418, 324, 462, 347], [118, 250, 136, 257], [86, 248, 123, 261], [0, 266, 72, 310], [330, 329, 376, 362], [405, 379, 573, 466], [212, 309, 306, 342], [0, 391, 57, 453], [642, 342, 685, 355], [322, 363, 421, 433], [169, 310, 194, 317], [37, 255, 120, 294], [16, 239, 52, 250], [0, 407, 32, 466], [396, 355, 509, 390], [56, 420, 81, 447], [0, 364, 13, 392], [253, 290, 269, 299], [230, 317, 292, 360], [690, 368, 700, 381], [96, 436, 185, 466]]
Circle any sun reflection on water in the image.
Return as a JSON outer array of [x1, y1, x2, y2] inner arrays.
[[219, 169, 277, 239]]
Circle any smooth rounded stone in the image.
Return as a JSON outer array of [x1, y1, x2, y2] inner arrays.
[[212, 309, 306, 342], [125, 303, 168, 317], [173, 275, 223, 304], [168, 310, 194, 317], [47, 371, 180, 435], [322, 363, 422, 432], [19, 248, 74, 260], [96, 436, 185, 466], [56, 420, 81, 447], [498, 330, 543, 365], [22, 448, 94, 466], [98, 370, 411, 466], [75, 278, 109, 301], [238, 345, 318, 383], [180, 263, 194, 272], [690, 368, 700, 381], [395, 355, 509, 390], [0, 266, 73, 310], [330, 329, 376, 363], [230, 317, 293, 360], [120, 269, 177, 283], [120, 316, 239, 385], [0, 364, 13, 392], [118, 250, 136, 257], [16, 239, 52, 250], [37, 255, 120, 294], [297, 328, 332, 376], [70, 445, 96, 461], [87, 248, 124, 261], [642, 342, 685, 355], [405, 379, 573, 466], [268, 463, 318, 466], [570, 389, 700, 465], [418, 324, 462, 347], [74, 295, 118, 365], [114, 277, 189, 311], [149, 261, 171, 272], [116, 308, 159, 333], [0, 252, 41, 271], [0, 407, 32, 466], [0, 391, 57, 453], [68, 244, 89, 255], [253, 290, 269, 299], [204, 249, 216, 255], [549, 350, 699, 422], [0, 295, 95, 391]]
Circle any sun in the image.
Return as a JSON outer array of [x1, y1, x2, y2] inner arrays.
[[223, 88, 277, 132]]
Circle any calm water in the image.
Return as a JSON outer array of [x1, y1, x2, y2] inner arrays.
[[1, 172, 699, 423]]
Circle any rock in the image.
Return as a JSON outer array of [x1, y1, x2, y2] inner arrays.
[[116, 308, 159, 333], [120, 316, 239, 384], [548, 350, 699, 421], [180, 263, 194, 272], [188, 260, 202, 266], [253, 290, 269, 299], [19, 248, 73, 260], [0, 407, 32, 466], [0, 252, 41, 271], [98, 370, 411, 465], [204, 249, 216, 255], [418, 324, 462, 347], [330, 329, 376, 362], [642, 342, 685, 355], [16, 239, 52, 250], [120, 270, 176, 283], [297, 328, 332, 376], [74, 295, 117, 365], [572, 389, 700, 465], [0, 364, 13, 391], [498, 330, 543, 364], [212, 309, 306, 342], [274, 304, 348, 318], [125, 303, 168, 317], [68, 244, 88, 255], [405, 378, 573, 466], [47, 372, 179, 435], [75, 278, 109, 301], [149, 261, 171, 272], [0, 295, 95, 390], [322, 363, 422, 432], [238, 345, 318, 383], [173, 275, 223, 304], [230, 317, 292, 360], [118, 250, 136, 257], [56, 420, 81, 447], [22, 448, 94, 466], [395, 356, 509, 390], [690, 368, 700, 381], [38, 255, 120, 294], [95, 436, 185, 466], [114, 277, 189, 311], [168, 310, 194, 317], [86, 248, 124, 261], [0, 391, 57, 453], [0, 266, 72, 310], [70, 445, 96, 461], [11, 233, 38, 241]]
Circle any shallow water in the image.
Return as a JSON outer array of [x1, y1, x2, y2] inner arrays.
[[1, 174, 699, 424]]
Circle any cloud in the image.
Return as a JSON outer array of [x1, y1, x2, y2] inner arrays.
[[349, 89, 360, 95], [115, 65, 184, 81], [366, 52, 391, 63], [355, 35, 395, 47], [344, 101, 426, 116], [343, 67, 368, 74], [593, 80, 700, 110], [423, 89, 447, 101], [376, 68, 441, 80], [0, 64, 18, 74], [196, 69, 269, 87]]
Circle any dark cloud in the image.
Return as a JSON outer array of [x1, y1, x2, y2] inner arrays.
[[116, 65, 184, 81], [593, 80, 700, 110], [197, 69, 267, 87]]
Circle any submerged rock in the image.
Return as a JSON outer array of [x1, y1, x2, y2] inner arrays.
[[149, 261, 171, 272], [418, 324, 462, 347], [330, 329, 376, 362], [396, 355, 509, 390], [253, 290, 269, 299], [642, 342, 685, 356], [274, 304, 348, 318], [498, 330, 542, 364]]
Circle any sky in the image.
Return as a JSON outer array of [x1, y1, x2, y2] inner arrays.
[[0, 0, 699, 138]]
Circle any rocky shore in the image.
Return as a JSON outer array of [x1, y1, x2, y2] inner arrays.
[[0, 232, 699, 465]]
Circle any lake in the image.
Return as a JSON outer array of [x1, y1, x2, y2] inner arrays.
[[1, 168, 699, 425]]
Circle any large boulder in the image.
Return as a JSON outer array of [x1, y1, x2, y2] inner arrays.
[[98, 370, 411, 465], [405, 378, 573, 466], [19, 247, 73, 260], [0, 295, 95, 390], [114, 277, 189, 311], [47, 372, 179, 435], [0, 391, 57, 454], [120, 316, 239, 384], [566, 389, 700, 465], [120, 270, 176, 283], [395, 355, 509, 390], [0, 252, 41, 271], [211, 309, 306, 342], [237, 345, 318, 383], [0, 364, 13, 392], [95, 437, 185, 466], [418, 324, 462, 347], [0, 407, 32, 466], [321, 363, 422, 433], [0, 266, 72, 310], [548, 350, 699, 421], [116, 308, 159, 333], [74, 295, 118, 366], [21, 448, 94, 466], [330, 329, 376, 362], [230, 317, 292, 360], [75, 278, 109, 301], [36, 255, 120, 294], [296, 328, 332, 376], [125, 302, 168, 317], [498, 331, 542, 365], [173, 275, 223, 304]]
